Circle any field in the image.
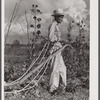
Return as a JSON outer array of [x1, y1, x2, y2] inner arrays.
[[4, 39, 89, 100]]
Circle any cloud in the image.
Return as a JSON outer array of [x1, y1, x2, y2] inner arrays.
[[5, 0, 89, 25], [5, 0, 89, 43], [64, 0, 88, 21], [5, 0, 88, 15]]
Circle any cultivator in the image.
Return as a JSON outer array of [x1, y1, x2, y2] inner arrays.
[[4, 42, 72, 94]]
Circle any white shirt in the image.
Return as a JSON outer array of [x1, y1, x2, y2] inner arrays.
[[48, 21, 61, 42]]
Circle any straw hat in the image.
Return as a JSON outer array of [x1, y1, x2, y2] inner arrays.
[[52, 9, 64, 16]]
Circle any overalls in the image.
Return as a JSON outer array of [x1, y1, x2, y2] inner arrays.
[[48, 21, 66, 92]]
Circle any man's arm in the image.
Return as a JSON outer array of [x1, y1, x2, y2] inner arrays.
[[49, 22, 57, 42]]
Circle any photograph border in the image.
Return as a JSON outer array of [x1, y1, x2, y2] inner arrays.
[[1, 0, 99, 100]]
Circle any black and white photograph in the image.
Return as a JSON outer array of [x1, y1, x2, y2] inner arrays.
[[3, 0, 97, 100]]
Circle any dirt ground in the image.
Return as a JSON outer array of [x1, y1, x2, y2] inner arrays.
[[4, 81, 89, 100]]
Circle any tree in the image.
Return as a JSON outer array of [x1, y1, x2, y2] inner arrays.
[[12, 40, 20, 47]]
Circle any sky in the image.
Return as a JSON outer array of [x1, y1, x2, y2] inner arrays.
[[5, 0, 89, 21], [4, 0, 90, 44]]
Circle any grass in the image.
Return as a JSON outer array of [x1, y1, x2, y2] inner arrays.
[[4, 41, 89, 100]]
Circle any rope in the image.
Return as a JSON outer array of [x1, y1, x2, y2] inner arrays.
[[18, 42, 50, 84], [37, 42, 50, 64], [20, 58, 50, 90], [37, 60, 50, 82], [22, 42, 50, 89], [4, 44, 72, 93], [22, 59, 50, 92], [5, 42, 49, 86], [19, 44, 70, 84], [19, 56, 49, 84], [4, 58, 50, 94], [5, 43, 72, 86]]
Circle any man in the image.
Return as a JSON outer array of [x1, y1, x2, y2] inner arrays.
[[48, 9, 67, 95]]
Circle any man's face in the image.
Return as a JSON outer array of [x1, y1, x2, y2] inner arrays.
[[55, 16, 64, 23]]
